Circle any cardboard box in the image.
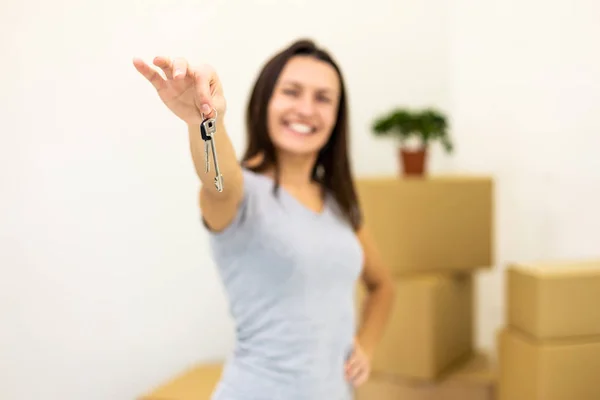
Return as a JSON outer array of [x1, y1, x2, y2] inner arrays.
[[498, 327, 600, 400], [356, 176, 494, 276], [355, 353, 496, 400], [357, 274, 474, 380], [139, 363, 222, 400], [506, 259, 600, 340]]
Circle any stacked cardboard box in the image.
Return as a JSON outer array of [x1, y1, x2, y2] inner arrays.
[[138, 362, 222, 400], [356, 353, 496, 400], [498, 259, 600, 400], [354, 175, 496, 399]]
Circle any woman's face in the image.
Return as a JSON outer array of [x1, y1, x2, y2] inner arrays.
[[267, 55, 341, 158]]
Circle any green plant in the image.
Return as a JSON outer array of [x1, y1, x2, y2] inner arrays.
[[372, 107, 453, 153]]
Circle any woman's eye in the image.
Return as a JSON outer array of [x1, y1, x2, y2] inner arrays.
[[283, 89, 298, 96]]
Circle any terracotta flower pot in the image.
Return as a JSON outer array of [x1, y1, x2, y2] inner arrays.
[[399, 147, 427, 176]]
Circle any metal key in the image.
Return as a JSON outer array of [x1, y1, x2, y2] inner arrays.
[[200, 114, 224, 192], [208, 132, 224, 192], [204, 141, 210, 173]]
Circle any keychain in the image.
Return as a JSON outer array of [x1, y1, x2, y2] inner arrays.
[[200, 109, 224, 192]]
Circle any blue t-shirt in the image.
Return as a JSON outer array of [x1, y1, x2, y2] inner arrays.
[[206, 168, 364, 400]]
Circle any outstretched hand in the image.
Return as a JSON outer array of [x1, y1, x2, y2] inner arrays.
[[132, 56, 226, 124]]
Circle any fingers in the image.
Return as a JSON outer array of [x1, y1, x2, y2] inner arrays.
[[191, 65, 216, 118], [135, 55, 217, 117], [132, 57, 166, 91], [351, 368, 369, 387], [172, 57, 189, 80], [152, 56, 174, 79], [171, 58, 214, 116], [345, 352, 370, 387]]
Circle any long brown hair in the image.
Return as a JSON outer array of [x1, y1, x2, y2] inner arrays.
[[242, 39, 362, 231]]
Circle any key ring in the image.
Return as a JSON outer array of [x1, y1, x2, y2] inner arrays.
[[200, 108, 218, 125]]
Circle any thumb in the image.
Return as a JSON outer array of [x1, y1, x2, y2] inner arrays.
[[192, 65, 217, 118]]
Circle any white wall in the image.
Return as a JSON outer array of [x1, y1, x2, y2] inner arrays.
[[448, 0, 600, 354], [0, 1, 450, 399], [2, 0, 599, 398]]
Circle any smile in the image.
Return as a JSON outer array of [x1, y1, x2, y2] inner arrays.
[[284, 121, 317, 135]]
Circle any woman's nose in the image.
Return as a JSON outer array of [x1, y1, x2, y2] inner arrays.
[[295, 95, 316, 117]]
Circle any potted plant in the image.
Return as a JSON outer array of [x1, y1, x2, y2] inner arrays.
[[372, 107, 453, 176]]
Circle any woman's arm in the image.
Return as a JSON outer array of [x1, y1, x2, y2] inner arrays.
[[355, 224, 396, 359], [132, 56, 244, 232]]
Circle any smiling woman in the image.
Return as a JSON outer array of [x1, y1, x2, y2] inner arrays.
[[268, 57, 339, 150], [242, 40, 358, 228], [133, 38, 395, 400]]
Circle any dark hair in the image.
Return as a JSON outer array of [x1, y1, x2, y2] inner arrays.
[[242, 39, 362, 231]]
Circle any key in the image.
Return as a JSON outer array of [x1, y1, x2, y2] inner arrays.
[[209, 134, 224, 192], [200, 116, 216, 174], [200, 115, 223, 192], [204, 141, 210, 173], [200, 116, 216, 141]]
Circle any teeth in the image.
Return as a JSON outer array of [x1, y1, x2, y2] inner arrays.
[[288, 122, 313, 134]]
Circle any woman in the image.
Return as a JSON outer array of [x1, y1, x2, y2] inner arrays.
[[133, 39, 395, 399]]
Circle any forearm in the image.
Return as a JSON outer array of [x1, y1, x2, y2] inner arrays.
[[188, 119, 242, 196], [357, 281, 395, 359]]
